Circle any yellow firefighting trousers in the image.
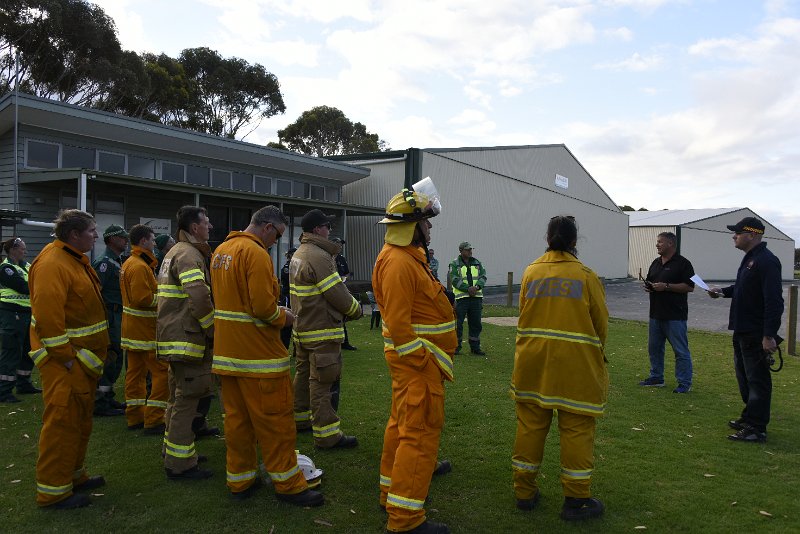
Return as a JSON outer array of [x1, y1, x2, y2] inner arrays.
[[512, 402, 596, 499], [220, 374, 307, 495], [380, 352, 444, 532], [125, 349, 169, 429], [35, 358, 98, 506]]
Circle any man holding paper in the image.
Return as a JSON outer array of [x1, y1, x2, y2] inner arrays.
[[639, 232, 695, 393]]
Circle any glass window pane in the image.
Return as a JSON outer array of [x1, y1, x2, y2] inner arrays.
[[98, 152, 126, 174], [129, 156, 155, 179], [231, 208, 251, 232], [325, 186, 340, 202], [232, 172, 252, 191], [206, 205, 228, 247], [293, 181, 308, 198], [254, 176, 272, 194], [276, 179, 292, 196], [310, 185, 325, 200], [62, 145, 95, 169], [187, 165, 210, 186], [27, 141, 59, 168], [162, 162, 185, 183], [212, 170, 231, 189]]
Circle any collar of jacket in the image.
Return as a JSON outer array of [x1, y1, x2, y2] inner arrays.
[[102, 246, 122, 262], [534, 250, 580, 265], [54, 239, 92, 265], [391, 243, 428, 263], [301, 232, 341, 255], [177, 229, 211, 257], [455, 255, 479, 267], [0, 258, 28, 269], [223, 230, 266, 251], [131, 246, 158, 268]]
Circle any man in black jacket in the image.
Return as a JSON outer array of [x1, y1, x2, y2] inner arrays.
[[708, 217, 783, 443]]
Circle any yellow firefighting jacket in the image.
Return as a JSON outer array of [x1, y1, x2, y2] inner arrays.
[[156, 230, 214, 362], [373, 243, 458, 381], [210, 231, 289, 378], [28, 240, 109, 376], [512, 250, 609, 416], [290, 233, 362, 344], [120, 246, 159, 351]]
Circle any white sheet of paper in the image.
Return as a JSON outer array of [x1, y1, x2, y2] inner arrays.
[[690, 274, 709, 291]]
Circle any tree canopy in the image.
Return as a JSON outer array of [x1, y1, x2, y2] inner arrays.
[[277, 105, 389, 157], [1, 1, 286, 139]]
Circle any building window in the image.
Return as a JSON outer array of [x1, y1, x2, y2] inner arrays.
[[325, 186, 340, 202], [276, 179, 292, 197], [310, 184, 325, 200], [232, 172, 252, 191], [212, 169, 231, 189], [293, 181, 308, 198], [98, 151, 126, 174], [62, 145, 95, 169], [254, 175, 272, 194], [129, 156, 155, 179], [96, 195, 124, 213], [26, 140, 59, 168], [187, 165, 210, 186], [162, 162, 185, 183]]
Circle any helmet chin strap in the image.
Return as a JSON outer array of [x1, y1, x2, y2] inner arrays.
[[411, 222, 431, 262]]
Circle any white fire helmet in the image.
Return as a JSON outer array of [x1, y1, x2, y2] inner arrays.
[[297, 451, 323, 487]]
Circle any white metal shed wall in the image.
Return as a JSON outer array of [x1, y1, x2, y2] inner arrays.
[[629, 226, 674, 279], [422, 152, 628, 284]]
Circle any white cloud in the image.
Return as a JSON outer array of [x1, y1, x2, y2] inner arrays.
[[604, 26, 634, 41], [464, 82, 492, 109], [594, 52, 663, 71]]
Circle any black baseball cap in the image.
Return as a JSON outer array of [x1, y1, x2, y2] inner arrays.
[[726, 217, 764, 234], [301, 209, 335, 232]]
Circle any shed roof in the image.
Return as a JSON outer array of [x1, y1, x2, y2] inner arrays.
[[625, 208, 742, 226]]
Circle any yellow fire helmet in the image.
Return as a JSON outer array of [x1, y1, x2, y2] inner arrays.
[[378, 188, 439, 246]]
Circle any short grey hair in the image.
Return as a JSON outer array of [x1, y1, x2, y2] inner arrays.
[[251, 205, 288, 227], [657, 232, 677, 246]]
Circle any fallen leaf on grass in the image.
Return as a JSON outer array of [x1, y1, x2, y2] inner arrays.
[[759, 511, 773, 517], [7, 411, 17, 415], [10, 479, 21, 483], [350, 509, 356, 514], [6, 464, 14, 469], [631, 427, 644, 431], [731, 502, 737, 506], [703, 474, 715, 478], [686, 434, 693, 438], [764, 451, 774, 455], [314, 519, 333, 527], [22, 434, 29, 439], [91, 493, 104, 497], [634, 526, 647, 530]]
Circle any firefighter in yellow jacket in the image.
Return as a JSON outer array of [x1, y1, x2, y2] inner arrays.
[[30, 210, 109, 509], [290, 209, 363, 449], [120, 224, 169, 434], [373, 185, 457, 534], [157, 206, 215, 480], [211, 206, 324, 506], [511, 215, 609, 521]]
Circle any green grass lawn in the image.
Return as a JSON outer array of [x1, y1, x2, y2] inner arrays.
[[1, 316, 798, 533]]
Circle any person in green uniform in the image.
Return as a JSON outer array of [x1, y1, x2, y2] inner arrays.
[[0, 237, 40, 402], [93, 225, 129, 416], [448, 242, 487, 355]]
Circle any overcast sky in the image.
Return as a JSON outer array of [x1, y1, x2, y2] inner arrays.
[[93, 0, 800, 244]]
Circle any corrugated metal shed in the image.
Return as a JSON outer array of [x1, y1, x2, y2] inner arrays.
[[626, 208, 795, 281], [340, 145, 629, 286]]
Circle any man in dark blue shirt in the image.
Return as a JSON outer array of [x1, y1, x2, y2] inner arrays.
[[709, 217, 783, 443]]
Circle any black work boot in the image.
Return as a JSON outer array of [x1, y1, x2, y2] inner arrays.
[[560, 496, 604, 521], [386, 520, 450, 533], [276, 488, 324, 507]]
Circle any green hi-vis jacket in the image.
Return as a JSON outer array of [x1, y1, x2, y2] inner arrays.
[[512, 250, 609, 417], [449, 256, 486, 299]]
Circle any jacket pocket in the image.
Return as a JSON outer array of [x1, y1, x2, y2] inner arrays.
[[182, 315, 202, 333], [313, 351, 341, 384], [259, 378, 291, 415]]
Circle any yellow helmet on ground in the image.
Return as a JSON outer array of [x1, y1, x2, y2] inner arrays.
[[378, 188, 438, 246]]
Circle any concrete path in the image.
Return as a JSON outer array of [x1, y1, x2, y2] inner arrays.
[[485, 280, 797, 338]]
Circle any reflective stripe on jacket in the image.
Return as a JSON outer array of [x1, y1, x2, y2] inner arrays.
[[120, 246, 159, 351], [28, 240, 109, 371], [290, 233, 362, 344], [512, 250, 609, 416], [0, 258, 31, 308], [156, 230, 214, 362], [449, 256, 486, 300], [373, 243, 458, 381], [210, 231, 289, 377]]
